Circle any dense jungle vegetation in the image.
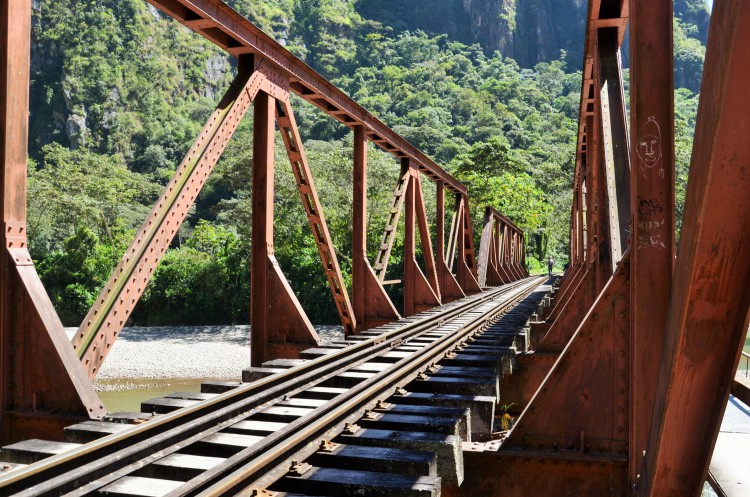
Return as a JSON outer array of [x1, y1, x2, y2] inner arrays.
[[27, 0, 709, 325]]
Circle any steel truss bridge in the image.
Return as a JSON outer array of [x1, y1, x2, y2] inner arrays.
[[0, 0, 749, 496]]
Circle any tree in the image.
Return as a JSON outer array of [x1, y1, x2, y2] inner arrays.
[[28, 143, 157, 257], [37, 227, 122, 325]]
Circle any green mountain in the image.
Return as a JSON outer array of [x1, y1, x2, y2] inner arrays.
[[26, 0, 705, 325]]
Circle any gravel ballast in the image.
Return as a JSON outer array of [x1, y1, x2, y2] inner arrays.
[[65, 325, 344, 388]]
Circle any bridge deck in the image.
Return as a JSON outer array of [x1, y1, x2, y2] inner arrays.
[[708, 391, 750, 497]]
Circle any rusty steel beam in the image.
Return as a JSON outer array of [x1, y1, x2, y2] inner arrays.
[[515, 233, 526, 278], [644, 2, 750, 494], [487, 6, 638, 492], [351, 126, 400, 331], [372, 167, 410, 281], [435, 180, 465, 303], [628, 0, 675, 484], [564, 164, 587, 277], [251, 90, 319, 366], [598, 28, 631, 268], [477, 211, 497, 287], [455, 195, 482, 294], [478, 207, 525, 287], [500, 224, 513, 281], [275, 99, 355, 335], [72, 59, 272, 378], [492, 255, 631, 496], [486, 220, 504, 286], [413, 172, 441, 300], [555, 180, 582, 294], [403, 160, 440, 316], [587, 80, 615, 294], [511, 234, 522, 279], [0, 0, 105, 443], [570, 192, 578, 266], [490, 218, 511, 285], [145, 0, 467, 196], [501, 224, 518, 282], [445, 200, 461, 273], [576, 174, 588, 265]]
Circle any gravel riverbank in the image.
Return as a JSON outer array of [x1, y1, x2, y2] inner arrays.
[[65, 325, 344, 392]]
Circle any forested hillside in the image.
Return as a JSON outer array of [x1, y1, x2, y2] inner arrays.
[[27, 0, 707, 326]]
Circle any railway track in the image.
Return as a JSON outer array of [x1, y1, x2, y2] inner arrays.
[[0, 276, 548, 497]]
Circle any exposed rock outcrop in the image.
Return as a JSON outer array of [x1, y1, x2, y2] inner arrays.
[[357, 0, 587, 68]]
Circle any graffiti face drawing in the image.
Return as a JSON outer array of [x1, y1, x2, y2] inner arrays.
[[637, 116, 662, 177]]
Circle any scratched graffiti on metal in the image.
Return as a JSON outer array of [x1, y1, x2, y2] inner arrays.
[[637, 196, 666, 250], [637, 116, 664, 178]]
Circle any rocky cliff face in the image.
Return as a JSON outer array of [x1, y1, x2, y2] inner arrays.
[[357, 0, 587, 69], [510, 0, 586, 67], [358, 0, 708, 74]]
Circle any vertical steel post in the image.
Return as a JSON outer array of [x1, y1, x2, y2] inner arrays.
[[436, 181, 446, 265], [250, 91, 275, 367], [1, 0, 104, 443], [1, 0, 28, 256], [646, 2, 750, 494], [629, 0, 675, 485], [250, 91, 319, 366], [492, 219, 507, 284], [403, 160, 416, 316], [455, 195, 481, 293], [352, 126, 367, 328], [403, 160, 439, 316], [589, 93, 614, 293], [598, 28, 631, 269], [352, 126, 399, 330], [435, 181, 464, 302]]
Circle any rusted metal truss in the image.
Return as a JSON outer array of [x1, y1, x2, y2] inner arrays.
[[1, 0, 106, 443], [643, 1, 750, 494], [1, 0, 529, 442], [66, 0, 499, 370], [147, 0, 467, 195], [72, 58, 267, 377], [5, 0, 747, 493], [4, 0, 747, 491], [454, 195, 482, 294], [456, 1, 750, 496], [477, 207, 527, 287], [275, 98, 355, 336], [435, 180, 466, 304], [352, 126, 401, 330], [369, 157, 484, 318], [149, 0, 487, 330]]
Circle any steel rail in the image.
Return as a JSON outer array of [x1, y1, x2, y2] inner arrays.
[[0, 279, 539, 496], [8, 280, 532, 496], [190, 277, 544, 497], [144, 0, 467, 195]]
